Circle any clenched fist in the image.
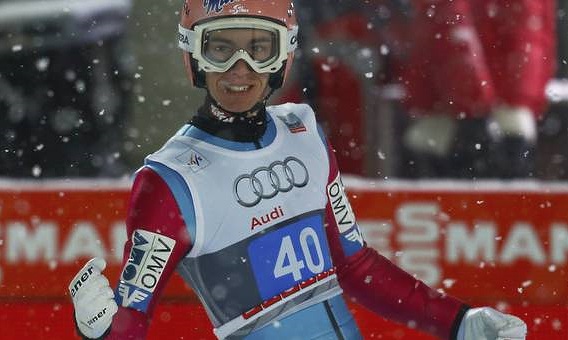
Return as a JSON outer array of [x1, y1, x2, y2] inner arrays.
[[457, 307, 527, 340], [69, 258, 118, 339]]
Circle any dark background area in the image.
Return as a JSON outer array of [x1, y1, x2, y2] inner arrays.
[[1, 0, 568, 179]]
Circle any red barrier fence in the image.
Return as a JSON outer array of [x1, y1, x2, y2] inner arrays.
[[0, 178, 566, 339]]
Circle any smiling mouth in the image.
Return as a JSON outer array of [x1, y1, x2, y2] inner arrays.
[[225, 84, 252, 93], [219, 80, 253, 93], [228, 85, 251, 92]]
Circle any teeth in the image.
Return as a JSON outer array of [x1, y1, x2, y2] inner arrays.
[[227, 85, 250, 92]]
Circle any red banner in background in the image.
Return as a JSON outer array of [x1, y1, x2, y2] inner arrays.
[[0, 178, 566, 339], [344, 178, 568, 308], [0, 180, 130, 299]]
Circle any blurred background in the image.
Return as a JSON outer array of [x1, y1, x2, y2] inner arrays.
[[2, 0, 568, 180], [1, 0, 568, 339], [0, 0, 198, 178]]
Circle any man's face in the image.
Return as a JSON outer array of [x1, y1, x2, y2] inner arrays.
[[204, 28, 271, 113]]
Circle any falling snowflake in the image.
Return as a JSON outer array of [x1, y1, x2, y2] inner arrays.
[[35, 58, 50, 72], [442, 278, 456, 288], [32, 165, 42, 177]]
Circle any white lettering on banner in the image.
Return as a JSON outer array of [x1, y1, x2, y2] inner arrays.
[[359, 202, 568, 286], [61, 222, 106, 262], [1, 221, 126, 264], [111, 222, 128, 261], [6, 222, 57, 263], [358, 220, 393, 259], [398, 248, 440, 285], [396, 203, 440, 243], [396, 203, 440, 284], [446, 222, 497, 263], [551, 223, 568, 264], [500, 223, 547, 264]]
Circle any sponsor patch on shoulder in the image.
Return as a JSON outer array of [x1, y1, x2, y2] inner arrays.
[[278, 112, 306, 133], [176, 148, 210, 172], [120, 230, 176, 293]]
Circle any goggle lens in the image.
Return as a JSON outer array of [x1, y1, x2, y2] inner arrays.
[[203, 28, 278, 65]]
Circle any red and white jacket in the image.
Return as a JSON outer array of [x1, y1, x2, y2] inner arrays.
[[105, 103, 467, 339]]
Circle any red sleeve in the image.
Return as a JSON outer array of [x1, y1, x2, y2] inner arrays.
[[324, 142, 468, 339], [106, 167, 192, 339]]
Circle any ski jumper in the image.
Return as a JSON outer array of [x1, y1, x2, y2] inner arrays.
[[107, 103, 468, 339]]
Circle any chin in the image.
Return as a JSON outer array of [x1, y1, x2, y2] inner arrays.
[[212, 87, 265, 113], [219, 96, 261, 113]]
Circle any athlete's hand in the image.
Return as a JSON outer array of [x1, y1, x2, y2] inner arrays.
[[457, 307, 527, 340], [69, 257, 118, 339]]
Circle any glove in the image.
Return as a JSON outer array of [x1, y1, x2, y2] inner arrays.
[[69, 257, 118, 339], [457, 307, 527, 340]]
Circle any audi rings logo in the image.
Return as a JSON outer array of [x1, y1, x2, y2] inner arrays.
[[233, 157, 309, 207]]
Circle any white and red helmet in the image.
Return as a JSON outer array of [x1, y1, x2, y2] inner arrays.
[[178, 0, 298, 89]]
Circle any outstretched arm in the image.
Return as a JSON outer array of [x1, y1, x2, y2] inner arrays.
[[320, 136, 467, 339], [320, 136, 527, 339]]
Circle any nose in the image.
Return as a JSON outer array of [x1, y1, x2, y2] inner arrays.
[[228, 59, 254, 75]]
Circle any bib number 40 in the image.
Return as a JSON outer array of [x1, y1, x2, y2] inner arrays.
[[273, 227, 325, 281], [248, 215, 332, 299]]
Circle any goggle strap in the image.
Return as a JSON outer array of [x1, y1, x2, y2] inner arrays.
[[178, 24, 196, 53], [287, 25, 299, 53]]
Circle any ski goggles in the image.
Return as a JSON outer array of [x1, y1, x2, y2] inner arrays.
[[178, 17, 298, 74]]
